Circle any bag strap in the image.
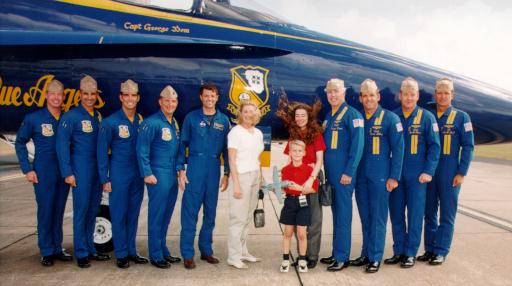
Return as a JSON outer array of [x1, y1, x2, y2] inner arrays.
[[318, 169, 326, 185], [257, 189, 264, 209]]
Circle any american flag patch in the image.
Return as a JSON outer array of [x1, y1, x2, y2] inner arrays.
[[353, 119, 364, 128], [464, 122, 473, 132], [396, 123, 403, 132]]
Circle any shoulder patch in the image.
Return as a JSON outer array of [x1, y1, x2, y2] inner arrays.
[[433, 123, 439, 132], [464, 122, 473, 132], [395, 122, 403, 132], [353, 119, 364, 128]]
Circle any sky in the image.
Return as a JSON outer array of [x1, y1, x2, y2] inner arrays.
[[252, 0, 512, 91]]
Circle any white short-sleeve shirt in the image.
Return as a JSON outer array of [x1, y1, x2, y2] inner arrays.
[[227, 124, 264, 173]]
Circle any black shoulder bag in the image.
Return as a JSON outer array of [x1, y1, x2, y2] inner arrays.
[[318, 170, 333, 206]]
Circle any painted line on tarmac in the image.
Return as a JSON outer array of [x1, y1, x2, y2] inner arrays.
[[268, 192, 304, 286], [0, 173, 25, 182], [458, 204, 512, 232], [0, 232, 36, 252]]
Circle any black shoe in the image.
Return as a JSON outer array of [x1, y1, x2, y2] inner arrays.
[[150, 260, 171, 269], [307, 259, 318, 269], [164, 255, 181, 264], [54, 249, 73, 262], [429, 255, 445, 265], [128, 254, 149, 264], [77, 257, 91, 268], [40, 255, 54, 267], [401, 256, 415, 268], [384, 254, 404, 265], [116, 257, 130, 269], [349, 256, 369, 267], [417, 251, 434, 262], [89, 253, 111, 261], [320, 255, 335, 265], [327, 261, 349, 271], [365, 261, 380, 273]]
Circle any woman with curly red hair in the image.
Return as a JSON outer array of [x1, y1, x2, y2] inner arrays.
[[276, 96, 326, 269]]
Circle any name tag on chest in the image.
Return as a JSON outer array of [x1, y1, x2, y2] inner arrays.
[[408, 124, 422, 135], [369, 126, 383, 136]]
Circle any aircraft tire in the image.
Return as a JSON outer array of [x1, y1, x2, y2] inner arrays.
[[94, 205, 114, 253]]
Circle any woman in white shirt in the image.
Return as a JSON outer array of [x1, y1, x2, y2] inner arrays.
[[226, 101, 264, 269]]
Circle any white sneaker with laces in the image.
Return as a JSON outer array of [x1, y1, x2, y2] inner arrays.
[[241, 253, 262, 262], [227, 259, 249, 269], [280, 260, 290, 273], [298, 259, 308, 273]]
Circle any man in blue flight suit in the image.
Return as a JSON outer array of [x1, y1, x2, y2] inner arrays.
[[350, 79, 404, 273], [385, 77, 440, 268], [97, 79, 148, 269], [319, 78, 364, 271], [418, 77, 474, 265], [56, 75, 110, 268], [136, 85, 181, 269], [15, 79, 72, 266], [177, 84, 230, 269]]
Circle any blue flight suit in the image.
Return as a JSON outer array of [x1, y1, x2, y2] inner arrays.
[[355, 106, 404, 262], [56, 105, 102, 259], [390, 106, 440, 257], [15, 108, 70, 257], [97, 110, 144, 259], [424, 107, 474, 256], [177, 109, 230, 260], [322, 102, 364, 263], [136, 110, 180, 262]]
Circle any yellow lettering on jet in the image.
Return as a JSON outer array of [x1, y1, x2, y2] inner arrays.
[[0, 75, 105, 111], [144, 23, 169, 33], [124, 22, 142, 31]]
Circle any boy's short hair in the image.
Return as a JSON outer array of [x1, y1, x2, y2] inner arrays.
[[289, 140, 306, 150]]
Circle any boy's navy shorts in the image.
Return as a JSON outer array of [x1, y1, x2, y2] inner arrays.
[[279, 195, 311, 226]]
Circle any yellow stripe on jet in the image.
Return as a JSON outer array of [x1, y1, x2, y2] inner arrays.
[[58, 0, 372, 52]]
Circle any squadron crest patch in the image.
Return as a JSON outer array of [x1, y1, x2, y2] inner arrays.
[[161, 127, 172, 141], [41, 124, 54, 137], [81, 120, 93, 133], [118, 125, 130, 138]]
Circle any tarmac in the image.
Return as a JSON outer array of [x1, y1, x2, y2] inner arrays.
[[0, 141, 511, 286]]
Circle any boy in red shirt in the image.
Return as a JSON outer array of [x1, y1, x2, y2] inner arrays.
[[279, 140, 319, 273]]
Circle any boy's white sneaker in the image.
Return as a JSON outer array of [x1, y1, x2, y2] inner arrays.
[[280, 260, 290, 273], [298, 259, 308, 273]]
